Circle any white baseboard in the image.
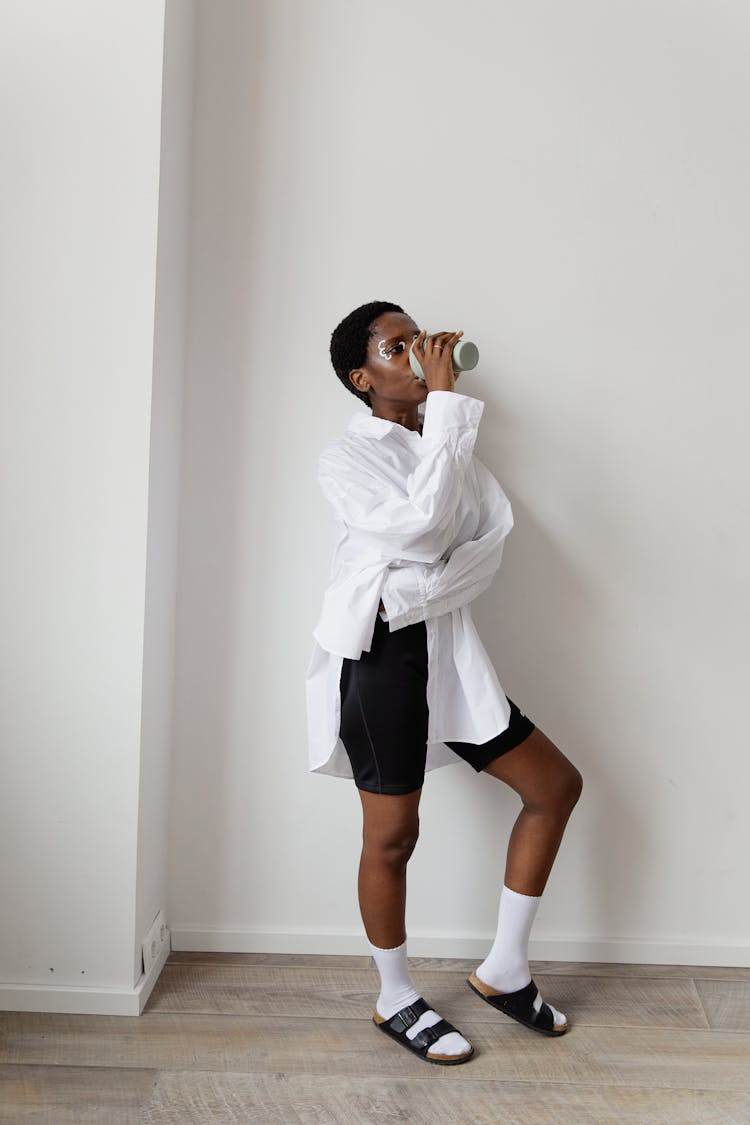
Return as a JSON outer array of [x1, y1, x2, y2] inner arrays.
[[170, 927, 750, 968], [0, 935, 171, 1016]]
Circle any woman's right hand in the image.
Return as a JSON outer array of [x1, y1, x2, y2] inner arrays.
[[414, 329, 463, 393]]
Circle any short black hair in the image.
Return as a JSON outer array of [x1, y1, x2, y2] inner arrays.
[[330, 300, 405, 408]]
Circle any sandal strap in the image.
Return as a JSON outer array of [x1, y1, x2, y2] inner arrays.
[[385, 1000, 460, 1049], [385, 996, 432, 1034], [408, 1017, 458, 1051], [499, 979, 556, 1032]]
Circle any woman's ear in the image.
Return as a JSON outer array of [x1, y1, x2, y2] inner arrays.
[[349, 368, 370, 394]]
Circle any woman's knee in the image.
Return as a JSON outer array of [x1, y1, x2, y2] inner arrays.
[[359, 788, 421, 865], [527, 759, 583, 817], [362, 817, 420, 867], [564, 763, 584, 810]]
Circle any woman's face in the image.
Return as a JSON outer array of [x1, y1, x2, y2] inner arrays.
[[349, 311, 428, 408]]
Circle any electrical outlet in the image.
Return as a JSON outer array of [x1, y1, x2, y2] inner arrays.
[[142, 909, 170, 974]]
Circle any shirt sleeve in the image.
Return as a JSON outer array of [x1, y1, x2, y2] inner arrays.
[[317, 391, 484, 565], [379, 458, 514, 629]]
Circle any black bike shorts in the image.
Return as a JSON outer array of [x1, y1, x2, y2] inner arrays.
[[338, 613, 535, 795]]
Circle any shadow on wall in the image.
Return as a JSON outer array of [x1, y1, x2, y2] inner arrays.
[[167, 0, 270, 923], [476, 485, 655, 941]]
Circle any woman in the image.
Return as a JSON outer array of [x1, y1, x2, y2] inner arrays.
[[305, 300, 582, 1065]]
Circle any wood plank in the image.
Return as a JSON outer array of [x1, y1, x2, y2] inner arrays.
[[151, 963, 380, 1018], [168, 952, 750, 981], [694, 979, 750, 1031], [139, 1070, 750, 1125], [148, 963, 709, 1030], [528, 960, 750, 982], [0, 1064, 156, 1123], [498, 971, 681, 1031], [409, 957, 750, 981], [2, 1012, 750, 1091], [168, 951, 372, 969], [455, 973, 710, 1031]]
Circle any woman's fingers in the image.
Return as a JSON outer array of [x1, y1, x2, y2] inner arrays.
[[433, 330, 463, 361], [415, 329, 465, 389], [415, 330, 460, 391], [424, 330, 462, 351]]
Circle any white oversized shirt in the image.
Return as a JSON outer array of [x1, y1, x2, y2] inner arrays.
[[305, 390, 516, 779]]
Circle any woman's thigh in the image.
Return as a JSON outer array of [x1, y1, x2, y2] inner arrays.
[[481, 727, 583, 810]]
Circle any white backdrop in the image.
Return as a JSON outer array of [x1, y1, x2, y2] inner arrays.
[[167, 0, 750, 963]]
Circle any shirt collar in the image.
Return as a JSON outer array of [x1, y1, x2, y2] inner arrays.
[[346, 411, 423, 440]]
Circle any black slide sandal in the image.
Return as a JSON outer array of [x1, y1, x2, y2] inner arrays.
[[467, 972, 568, 1035], [373, 996, 475, 1065]]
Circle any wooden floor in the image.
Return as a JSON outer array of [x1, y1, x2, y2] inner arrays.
[[2, 953, 750, 1124]]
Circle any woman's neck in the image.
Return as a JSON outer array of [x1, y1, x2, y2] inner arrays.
[[371, 406, 421, 432]]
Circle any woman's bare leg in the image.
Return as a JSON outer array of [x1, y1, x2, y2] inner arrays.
[[469, 727, 581, 1029], [356, 785, 473, 1058], [356, 787, 421, 947], [482, 727, 582, 895]]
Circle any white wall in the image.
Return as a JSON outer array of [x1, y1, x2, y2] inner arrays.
[[168, 0, 750, 965], [0, 1, 194, 1013]]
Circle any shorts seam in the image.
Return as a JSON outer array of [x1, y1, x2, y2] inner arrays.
[[353, 661, 383, 794]]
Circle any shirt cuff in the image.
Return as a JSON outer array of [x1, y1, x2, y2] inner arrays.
[[380, 564, 427, 629], [421, 390, 484, 440]]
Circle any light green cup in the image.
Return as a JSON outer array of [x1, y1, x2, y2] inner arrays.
[[409, 337, 479, 381]]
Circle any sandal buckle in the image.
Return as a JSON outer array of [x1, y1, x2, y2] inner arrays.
[[390, 1003, 419, 1032]]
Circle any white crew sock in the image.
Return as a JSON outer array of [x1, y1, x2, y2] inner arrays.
[[368, 937, 471, 1057], [475, 885, 566, 1027]]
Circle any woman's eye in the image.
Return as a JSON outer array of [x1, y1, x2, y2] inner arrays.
[[392, 342, 406, 354]]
